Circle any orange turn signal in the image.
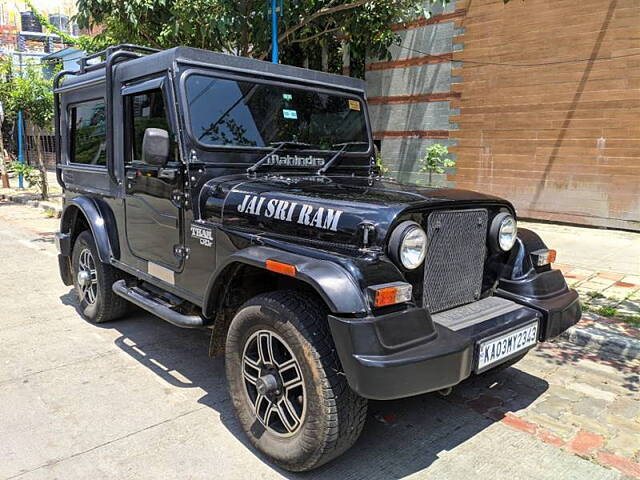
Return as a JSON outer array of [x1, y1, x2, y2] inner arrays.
[[265, 259, 297, 277], [369, 282, 413, 308], [531, 248, 557, 266], [374, 287, 398, 308]]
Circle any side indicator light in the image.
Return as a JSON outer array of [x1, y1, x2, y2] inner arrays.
[[265, 259, 297, 277], [531, 248, 557, 266], [369, 282, 413, 308]]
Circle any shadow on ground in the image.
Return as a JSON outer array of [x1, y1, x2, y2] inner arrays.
[[60, 290, 549, 478]]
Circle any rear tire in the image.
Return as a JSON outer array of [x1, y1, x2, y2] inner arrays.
[[71, 230, 129, 323], [225, 291, 367, 472]]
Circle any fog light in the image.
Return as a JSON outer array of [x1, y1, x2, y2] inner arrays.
[[369, 282, 413, 308], [531, 249, 557, 266]]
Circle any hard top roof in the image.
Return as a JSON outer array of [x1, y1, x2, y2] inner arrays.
[[59, 45, 366, 94]]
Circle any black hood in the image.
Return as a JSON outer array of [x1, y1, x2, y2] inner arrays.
[[200, 174, 513, 248]]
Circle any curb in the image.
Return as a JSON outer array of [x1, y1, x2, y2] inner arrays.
[[560, 324, 640, 361], [0, 193, 62, 218]]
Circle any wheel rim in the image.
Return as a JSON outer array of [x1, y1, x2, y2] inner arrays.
[[77, 248, 98, 305], [241, 330, 306, 437]]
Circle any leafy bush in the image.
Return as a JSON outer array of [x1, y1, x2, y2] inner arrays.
[[10, 161, 42, 190], [419, 143, 455, 186]]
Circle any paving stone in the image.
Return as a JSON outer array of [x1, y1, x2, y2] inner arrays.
[[605, 431, 640, 460], [542, 384, 585, 403], [563, 413, 615, 437], [572, 398, 609, 420], [523, 413, 580, 441], [567, 430, 605, 456], [586, 277, 619, 288], [598, 272, 626, 282], [620, 275, 640, 286], [616, 298, 640, 315], [602, 285, 639, 302], [531, 396, 570, 420], [604, 415, 640, 433], [609, 397, 640, 421]]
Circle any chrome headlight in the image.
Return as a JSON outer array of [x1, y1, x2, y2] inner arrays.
[[490, 213, 517, 252], [388, 221, 427, 270]]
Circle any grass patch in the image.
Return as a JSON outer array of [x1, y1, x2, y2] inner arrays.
[[586, 291, 605, 300], [620, 315, 640, 327], [596, 306, 618, 317]]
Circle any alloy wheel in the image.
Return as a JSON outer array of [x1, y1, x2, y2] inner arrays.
[[241, 330, 305, 437], [77, 248, 98, 305]]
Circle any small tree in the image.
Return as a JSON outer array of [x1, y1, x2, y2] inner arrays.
[[0, 57, 54, 199], [419, 143, 455, 187]]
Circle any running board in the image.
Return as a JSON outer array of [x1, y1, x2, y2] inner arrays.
[[112, 279, 205, 328]]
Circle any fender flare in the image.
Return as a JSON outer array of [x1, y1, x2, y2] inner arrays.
[[60, 196, 118, 263], [203, 246, 369, 317], [505, 227, 549, 279]]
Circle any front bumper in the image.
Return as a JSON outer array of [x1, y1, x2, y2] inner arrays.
[[328, 277, 580, 400]]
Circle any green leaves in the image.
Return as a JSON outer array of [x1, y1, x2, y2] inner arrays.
[[71, 0, 449, 77], [0, 58, 55, 129], [419, 143, 455, 185]]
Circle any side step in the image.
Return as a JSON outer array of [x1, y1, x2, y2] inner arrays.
[[432, 296, 523, 331], [112, 279, 205, 328]]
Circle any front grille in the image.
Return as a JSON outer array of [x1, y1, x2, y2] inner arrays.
[[423, 209, 488, 313]]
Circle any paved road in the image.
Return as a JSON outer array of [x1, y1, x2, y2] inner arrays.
[[0, 201, 637, 480]]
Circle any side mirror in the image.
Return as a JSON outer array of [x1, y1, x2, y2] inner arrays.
[[142, 128, 170, 166]]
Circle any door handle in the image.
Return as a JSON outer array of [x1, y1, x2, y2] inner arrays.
[[158, 168, 178, 181]]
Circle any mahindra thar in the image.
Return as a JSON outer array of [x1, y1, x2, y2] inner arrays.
[[53, 44, 581, 471]]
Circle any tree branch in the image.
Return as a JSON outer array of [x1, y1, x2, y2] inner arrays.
[[287, 26, 341, 45], [252, 0, 369, 59]]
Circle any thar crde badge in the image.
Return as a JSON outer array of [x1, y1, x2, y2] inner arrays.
[[237, 194, 343, 231], [190, 222, 214, 247]]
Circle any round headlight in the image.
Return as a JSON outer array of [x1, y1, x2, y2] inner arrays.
[[490, 213, 517, 251], [389, 221, 427, 270]]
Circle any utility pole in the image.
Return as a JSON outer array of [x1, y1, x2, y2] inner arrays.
[[17, 110, 24, 188], [271, 0, 278, 64]]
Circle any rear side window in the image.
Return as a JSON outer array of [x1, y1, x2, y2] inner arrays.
[[69, 100, 106, 166]]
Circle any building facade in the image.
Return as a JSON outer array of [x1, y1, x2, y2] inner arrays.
[[366, 0, 639, 231]]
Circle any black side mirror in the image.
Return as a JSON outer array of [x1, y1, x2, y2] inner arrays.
[[142, 128, 170, 166]]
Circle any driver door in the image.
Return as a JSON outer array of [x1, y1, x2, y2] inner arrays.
[[123, 83, 184, 272]]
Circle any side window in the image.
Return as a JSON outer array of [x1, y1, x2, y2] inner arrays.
[[127, 89, 173, 164], [69, 100, 106, 166]]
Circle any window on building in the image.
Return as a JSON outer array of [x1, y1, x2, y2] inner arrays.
[[126, 89, 173, 164], [69, 100, 106, 166]]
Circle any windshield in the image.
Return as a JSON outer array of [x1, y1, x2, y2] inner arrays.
[[184, 73, 370, 153]]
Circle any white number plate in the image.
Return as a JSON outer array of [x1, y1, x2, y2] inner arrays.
[[477, 322, 538, 371]]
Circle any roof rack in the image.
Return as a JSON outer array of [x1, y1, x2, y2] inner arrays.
[[78, 43, 159, 73]]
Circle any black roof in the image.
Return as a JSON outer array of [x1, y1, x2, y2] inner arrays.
[[59, 45, 366, 94]]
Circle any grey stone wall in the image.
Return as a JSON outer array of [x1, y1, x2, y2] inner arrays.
[[365, 2, 458, 187]]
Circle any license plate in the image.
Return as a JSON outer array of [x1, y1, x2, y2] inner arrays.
[[477, 322, 538, 371]]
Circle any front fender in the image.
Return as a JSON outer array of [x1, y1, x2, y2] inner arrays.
[[203, 245, 369, 316], [60, 196, 118, 263]]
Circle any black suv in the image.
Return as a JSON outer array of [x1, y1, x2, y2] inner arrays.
[[54, 44, 581, 471]]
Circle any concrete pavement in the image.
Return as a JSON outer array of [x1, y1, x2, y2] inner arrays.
[[1, 201, 638, 479], [519, 220, 640, 277]]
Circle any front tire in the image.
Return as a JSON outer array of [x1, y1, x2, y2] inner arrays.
[[225, 291, 367, 472], [71, 230, 129, 323]]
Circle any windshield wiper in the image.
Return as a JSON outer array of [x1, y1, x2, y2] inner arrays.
[[317, 141, 370, 175], [247, 141, 315, 174]]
